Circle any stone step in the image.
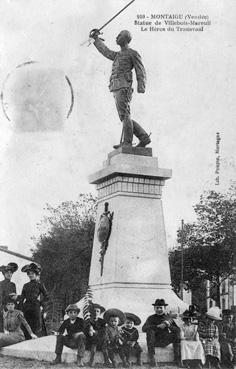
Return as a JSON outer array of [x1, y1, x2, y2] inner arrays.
[[0, 335, 174, 364]]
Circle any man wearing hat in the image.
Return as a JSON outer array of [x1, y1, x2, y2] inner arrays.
[[142, 299, 180, 367], [51, 304, 86, 366], [85, 303, 106, 367], [19, 262, 49, 337], [0, 263, 18, 332]]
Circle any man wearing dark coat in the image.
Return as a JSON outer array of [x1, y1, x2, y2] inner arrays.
[[142, 299, 180, 367], [90, 29, 151, 150]]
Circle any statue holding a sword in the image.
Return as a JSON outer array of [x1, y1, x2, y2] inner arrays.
[[87, 0, 151, 150]]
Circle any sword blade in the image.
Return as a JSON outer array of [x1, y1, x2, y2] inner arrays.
[[99, 0, 135, 32], [80, 0, 135, 47]]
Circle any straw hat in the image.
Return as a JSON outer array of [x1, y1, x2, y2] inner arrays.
[[124, 312, 141, 326], [103, 308, 125, 325], [206, 307, 222, 321]]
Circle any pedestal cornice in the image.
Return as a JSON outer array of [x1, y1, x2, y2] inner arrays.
[[89, 152, 172, 185]]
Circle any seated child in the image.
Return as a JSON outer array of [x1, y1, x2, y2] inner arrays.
[[219, 309, 236, 368], [85, 303, 106, 367], [180, 310, 205, 369], [120, 312, 142, 366], [51, 304, 86, 367], [198, 307, 222, 369], [0, 297, 37, 347], [103, 308, 128, 368]]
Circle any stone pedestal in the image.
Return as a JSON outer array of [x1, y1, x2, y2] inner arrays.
[[88, 147, 186, 323]]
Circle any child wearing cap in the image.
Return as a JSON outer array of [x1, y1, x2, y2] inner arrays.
[[198, 307, 222, 369], [0, 263, 18, 332], [120, 312, 142, 366], [103, 308, 129, 368], [51, 304, 86, 366], [180, 310, 205, 369], [85, 303, 106, 367]]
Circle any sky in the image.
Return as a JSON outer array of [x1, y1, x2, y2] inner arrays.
[[0, 0, 235, 256]]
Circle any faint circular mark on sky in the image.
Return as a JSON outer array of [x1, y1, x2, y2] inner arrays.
[[1, 61, 74, 132]]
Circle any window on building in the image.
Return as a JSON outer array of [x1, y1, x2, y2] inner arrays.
[[222, 280, 226, 294], [222, 298, 226, 310]]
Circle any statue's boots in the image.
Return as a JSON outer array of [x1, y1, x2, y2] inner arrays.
[[136, 134, 151, 147], [113, 119, 151, 149], [133, 120, 151, 147], [113, 117, 133, 149], [50, 354, 62, 365]]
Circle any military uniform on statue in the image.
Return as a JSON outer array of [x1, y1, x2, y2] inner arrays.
[[90, 28, 151, 149], [142, 299, 181, 367]]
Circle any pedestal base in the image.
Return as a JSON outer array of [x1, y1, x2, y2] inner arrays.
[[0, 335, 175, 364], [90, 283, 187, 324]]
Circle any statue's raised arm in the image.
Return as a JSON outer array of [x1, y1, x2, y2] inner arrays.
[[90, 29, 151, 150]]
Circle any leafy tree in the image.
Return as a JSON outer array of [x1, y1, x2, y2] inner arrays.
[[169, 185, 236, 307], [31, 194, 97, 325]]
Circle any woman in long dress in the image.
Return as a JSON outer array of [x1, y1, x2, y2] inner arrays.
[[180, 310, 205, 369], [19, 262, 49, 337], [0, 297, 37, 347]]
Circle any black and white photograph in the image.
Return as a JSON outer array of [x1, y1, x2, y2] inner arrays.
[[0, 0, 235, 368]]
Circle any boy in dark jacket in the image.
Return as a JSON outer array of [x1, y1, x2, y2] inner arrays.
[[85, 303, 106, 367], [51, 304, 86, 367], [120, 312, 142, 366]]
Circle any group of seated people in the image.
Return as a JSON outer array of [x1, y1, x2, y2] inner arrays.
[[0, 261, 235, 368], [51, 299, 236, 369]]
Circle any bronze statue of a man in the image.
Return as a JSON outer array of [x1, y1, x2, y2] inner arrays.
[[90, 29, 151, 149]]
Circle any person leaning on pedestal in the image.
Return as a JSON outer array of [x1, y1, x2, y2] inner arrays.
[[142, 298, 181, 367], [51, 304, 86, 367], [0, 263, 18, 332]]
